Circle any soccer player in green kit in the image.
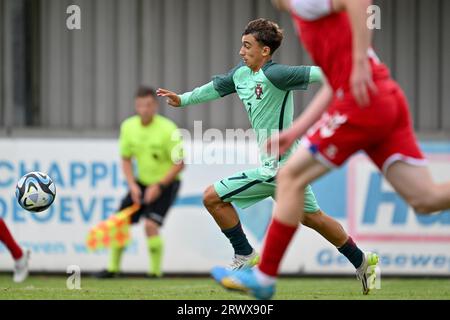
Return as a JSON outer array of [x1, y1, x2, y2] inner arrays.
[[158, 19, 372, 292]]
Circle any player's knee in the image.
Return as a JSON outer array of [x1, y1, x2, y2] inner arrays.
[[301, 211, 323, 229], [403, 187, 439, 213], [278, 166, 308, 189], [203, 186, 222, 210], [144, 219, 159, 236], [277, 166, 296, 183], [409, 196, 437, 214]]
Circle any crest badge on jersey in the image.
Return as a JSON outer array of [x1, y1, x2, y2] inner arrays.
[[255, 84, 263, 100]]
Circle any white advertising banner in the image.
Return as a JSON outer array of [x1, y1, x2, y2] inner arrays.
[[0, 139, 449, 275]]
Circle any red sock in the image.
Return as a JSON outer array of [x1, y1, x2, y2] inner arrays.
[[0, 219, 23, 260], [259, 218, 298, 277]]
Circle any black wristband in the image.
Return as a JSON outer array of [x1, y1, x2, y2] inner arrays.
[[157, 183, 167, 191]]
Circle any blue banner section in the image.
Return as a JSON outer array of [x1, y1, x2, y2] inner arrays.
[[0, 241, 138, 256], [310, 166, 347, 218], [1, 141, 450, 229], [362, 172, 450, 225], [0, 196, 119, 223], [309, 142, 450, 221], [0, 160, 126, 189], [3, 239, 450, 272], [317, 248, 450, 271]]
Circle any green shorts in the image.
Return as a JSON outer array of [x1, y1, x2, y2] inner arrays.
[[213, 167, 320, 212]]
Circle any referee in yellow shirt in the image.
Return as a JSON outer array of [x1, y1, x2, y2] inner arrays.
[[96, 86, 184, 278]]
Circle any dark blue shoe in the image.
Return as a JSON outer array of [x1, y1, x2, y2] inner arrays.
[[211, 266, 275, 300]]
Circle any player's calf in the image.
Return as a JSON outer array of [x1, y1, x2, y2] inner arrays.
[[203, 185, 226, 213]]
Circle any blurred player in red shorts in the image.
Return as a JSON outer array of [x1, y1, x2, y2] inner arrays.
[[212, 0, 450, 299], [0, 219, 30, 282]]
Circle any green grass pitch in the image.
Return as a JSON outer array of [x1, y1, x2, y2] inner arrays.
[[0, 275, 449, 300]]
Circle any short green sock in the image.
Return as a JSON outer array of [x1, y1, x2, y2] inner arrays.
[[107, 246, 124, 273], [147, 235, 164, 277]]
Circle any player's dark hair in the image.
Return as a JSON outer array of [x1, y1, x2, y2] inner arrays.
[[135, 86, 157, 98], [243, 18, 284, 55]]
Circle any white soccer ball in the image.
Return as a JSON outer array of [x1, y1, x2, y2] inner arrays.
[[15, 172, 56, 212]]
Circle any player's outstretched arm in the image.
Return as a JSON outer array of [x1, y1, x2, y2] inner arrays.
[[290, 80, 333, 138], [156, 88, 181, 107], [265, 64, 323, 92], [334, 0, 377, 106], [158, 82, 221, 108]]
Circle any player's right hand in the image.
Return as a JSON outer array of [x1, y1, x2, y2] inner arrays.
[[350, 59, 378, 107], [265, 131, 296, 158], [130, 183, 142, 205], [156, 88, 181, 107]]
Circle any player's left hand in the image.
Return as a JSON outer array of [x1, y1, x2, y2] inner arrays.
[[350, 59, 378, 107], [143, 184, 162, 204], [265, 131, 296, 158], [156, 88, 181, 107]]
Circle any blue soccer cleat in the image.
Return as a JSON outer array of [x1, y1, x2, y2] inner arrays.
[[211, 266, 275, 300]]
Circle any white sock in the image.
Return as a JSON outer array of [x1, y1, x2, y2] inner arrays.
[[15, 253, 26, 266], [254, 267, 276, 286]]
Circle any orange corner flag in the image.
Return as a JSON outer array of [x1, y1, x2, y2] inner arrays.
[[86, 204, 140, 251]]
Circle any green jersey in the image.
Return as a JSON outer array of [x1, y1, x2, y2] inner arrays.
[[119, 114, 183, 185], [179, 60, 322, 171]]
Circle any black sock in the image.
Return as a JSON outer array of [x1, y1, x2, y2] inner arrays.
[[338, 237, 364, 269], [222, 222, 253, 256]]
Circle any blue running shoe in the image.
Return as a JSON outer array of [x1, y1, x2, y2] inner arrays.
[[211, 266, 275, 300]]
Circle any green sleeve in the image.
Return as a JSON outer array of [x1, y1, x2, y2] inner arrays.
[[179, 82, 221, 107], [179, 63, 243, 106], [212, 62, 244, 97], [119, 122, 132, 159], [308, 66, 323, 84], [265, 64, 322, 91]]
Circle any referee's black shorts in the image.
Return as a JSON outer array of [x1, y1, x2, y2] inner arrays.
[[118, 180, 181, 226]]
